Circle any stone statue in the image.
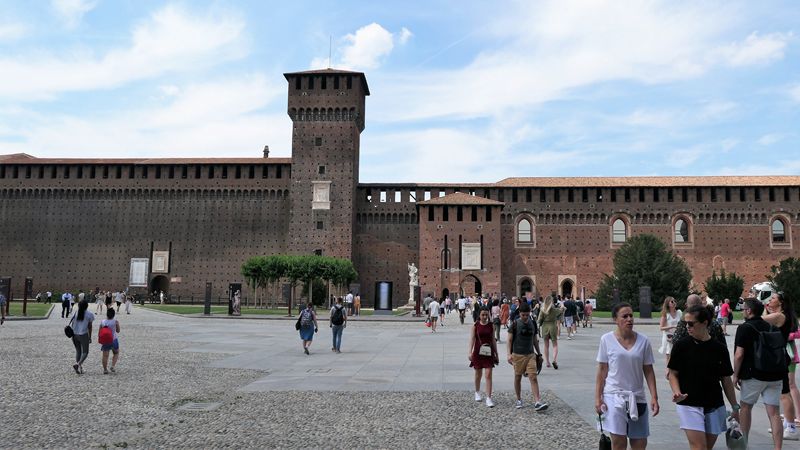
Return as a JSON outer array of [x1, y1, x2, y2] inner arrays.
[[407, 263, 418, 307], [232, 290, 241, 316], [408, 263, 419, 286]]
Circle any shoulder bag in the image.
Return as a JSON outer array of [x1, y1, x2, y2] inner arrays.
[[64, 315, 75, 338]]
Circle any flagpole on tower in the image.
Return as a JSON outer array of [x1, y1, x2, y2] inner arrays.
[[328, 35, 332, 68]]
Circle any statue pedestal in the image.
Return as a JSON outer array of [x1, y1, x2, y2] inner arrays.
[[408, 285, 416, 306]]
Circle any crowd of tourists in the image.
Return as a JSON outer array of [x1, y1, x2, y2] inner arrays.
[[596, 293, 799, 449], [55, 289, 133, 318]]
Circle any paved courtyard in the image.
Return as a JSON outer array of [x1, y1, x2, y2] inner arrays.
[[0, 306, 784, 449]]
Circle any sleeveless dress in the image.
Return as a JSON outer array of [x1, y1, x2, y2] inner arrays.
[[470, 322, 497, 369], [658, 309, 681, 354]]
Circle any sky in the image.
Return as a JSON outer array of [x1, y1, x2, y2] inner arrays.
[[0, 0, 799, 183]]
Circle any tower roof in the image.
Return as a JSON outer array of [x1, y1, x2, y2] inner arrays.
[[283, 68, 370, 95]]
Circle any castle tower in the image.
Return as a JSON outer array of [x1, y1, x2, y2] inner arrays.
[[283, 69, 369, 259]]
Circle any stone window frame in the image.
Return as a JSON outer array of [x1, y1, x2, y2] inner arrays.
[[515, 213, 536, 248], [770, 213, 792, 249], [609, 214, 631, 248], [671, 213, 694, 250]]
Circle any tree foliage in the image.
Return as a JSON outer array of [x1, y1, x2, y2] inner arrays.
[[594, 234, 692, 310], [704, 270, 744, 303], [766, 257, 800, 310], [241, 255, 358, 308]]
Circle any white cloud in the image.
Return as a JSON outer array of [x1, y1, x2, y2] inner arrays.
[[718, 32, 792, 67], [371, 1, 789, 123], [0, 22, 27, 41], [51, 0, 98, 28], [757, 133, 784, 146], [0, 5, 246, 101], [310, 23, 412, 70], [790, 84, 800, 102], [0, 75, 289, 158]]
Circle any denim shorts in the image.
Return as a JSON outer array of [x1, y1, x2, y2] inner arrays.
[[101, 339, 119, 353]]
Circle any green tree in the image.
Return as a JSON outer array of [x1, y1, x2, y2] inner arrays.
[[767, 257, 800, 310], [594, 234, 692, 310], [704, 270, 744, 304]]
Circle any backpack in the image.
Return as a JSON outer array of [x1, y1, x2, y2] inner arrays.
[[748, 323, 786, 373], [331, 306, 344, 326], [300, 309, 314, 327], [98, 325, 114, 345]]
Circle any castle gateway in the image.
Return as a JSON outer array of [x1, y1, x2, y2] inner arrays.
[[1, 69, 798, 305]]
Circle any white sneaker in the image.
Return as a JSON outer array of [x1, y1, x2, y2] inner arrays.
[[784, 427, 799, 440], [485, 397, 495, 408], [515, 399, 523, 409], [474, 392, 482, 402]]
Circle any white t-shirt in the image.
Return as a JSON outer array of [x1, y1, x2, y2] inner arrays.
[[596, 331, 655, 403], [429, 300, 440, 317], [457, 298, 466, 309], [345, 293, 354, 304]]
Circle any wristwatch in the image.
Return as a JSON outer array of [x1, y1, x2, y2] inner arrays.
[[731, 404, 741, 411]]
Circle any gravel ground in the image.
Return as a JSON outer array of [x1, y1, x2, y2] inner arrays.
[[0, 312, 597, 449]]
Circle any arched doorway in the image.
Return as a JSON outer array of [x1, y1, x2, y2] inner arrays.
[[459, 275, 482, 297], [441, 288, 450, 301], [520, 278, 534, 298], [560, 279, 574, 299], [150, 275, 170, 296]]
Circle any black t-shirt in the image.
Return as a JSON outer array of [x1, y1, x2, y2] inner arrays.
[[564, 300, 577, 316], [667, 337, 733, 409], [734, 317, 786, 381]]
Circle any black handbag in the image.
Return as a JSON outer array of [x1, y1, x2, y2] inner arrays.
[[295, 316, 301, 330], [64, 316, 75, 338], [598, 413, 611, 450]]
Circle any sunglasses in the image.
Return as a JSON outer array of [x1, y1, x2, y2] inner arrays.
[[685, 321, 696, 327]]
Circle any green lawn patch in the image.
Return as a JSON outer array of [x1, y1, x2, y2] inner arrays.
[[5, 302, 52, 317]]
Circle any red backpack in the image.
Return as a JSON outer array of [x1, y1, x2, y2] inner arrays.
[[98, 326, 114, 345]]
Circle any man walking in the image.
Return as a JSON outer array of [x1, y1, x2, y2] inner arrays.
[[329, 297, 347, 353], [345, 291, 354, 315], [457, 295, 467, 324], [0, 292, 6, 325], [46, 291, 52, 304], [563, 296, 578, 339], [428, 297, 440, 332], [732, 299, 786, 447], [507, 303, 548, 411], [61, 291, 71, 318], [423, 294, 433, 318]]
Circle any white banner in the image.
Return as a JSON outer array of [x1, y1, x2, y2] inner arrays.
[[129, 258, 149, 287]]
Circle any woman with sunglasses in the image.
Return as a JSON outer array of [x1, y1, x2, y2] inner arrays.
[[668, 305, 739, 450], [595, 302, 659, 450]]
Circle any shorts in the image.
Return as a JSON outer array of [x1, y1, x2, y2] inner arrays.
[[512, 353, 538, 378], [430, 316, 437, 322], [101, 339, 119, 353], [676, 405, 727, 435], [600, 395, 649, 439], [740, 378, 782, 406], [565, 316, 575, 328]]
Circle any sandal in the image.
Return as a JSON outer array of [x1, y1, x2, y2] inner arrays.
[[552, 361, 559, 370]]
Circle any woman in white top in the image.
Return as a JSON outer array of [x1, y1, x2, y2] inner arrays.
[[595, 302, 659, 450], [658, 296, 681, 379]]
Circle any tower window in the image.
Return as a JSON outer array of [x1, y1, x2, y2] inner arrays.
[[276, 166, 282, 178], [76, 166, 83, 179], [428, 206, 434, 221], [308, 76, 314, 90], [568, 189, 574, 202], [612, 219, 627, 243], [155, 166, 162, 178], [638, 188, 645, 202], [596, 189, 603, 202], [710, 188, 717, 202], [248, 166, 254, 179], [103, 166, 109, 179], [316, 221, 324, 230], [653, 189, 659, 202], [739, 188, 746, 201], [682, 188, 688, 202], [262, 165, 268, 178], [772, 219, 786, 243], [582, 188, 589, 202], [540, 189, 546, 202], [195, 166, 201, 178], [443, 206, 449, 221], [485, 206, 492, 221], [674, 219, 690, 243], [334, 76, 340, 89], [517, 218, 533, 243], [457, 206, 463, 221], [610, 189, 617, 202], [235, 166, 241, 179], [725, 187, 731, 202], [318, 165, 325, 175], [471, 206, 478, 221], [347, 75, 353, 89], [321, 77, 327, 89], [553, 190, 560, 202], [769, 187, 775, 202], [696, 188, 703, 202], [295, 77, 301, 89], [525, 189, 532, 202], [667, 188, 673, 202], [315, 137, 322, 146], [222, 166, 228, 179], [182, 166, 188, 179], [624, 188, 631, 202], [208, 166, 214, 179]]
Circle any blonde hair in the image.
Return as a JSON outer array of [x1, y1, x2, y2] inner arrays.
[[541, 295, 554, 315], [660, 296, 676, 318]]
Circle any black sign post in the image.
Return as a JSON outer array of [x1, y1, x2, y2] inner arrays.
[[204, 282, 212, 316], [23, 277, 32, 316]]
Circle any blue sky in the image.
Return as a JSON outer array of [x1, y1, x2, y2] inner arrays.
[[0, 1, 798, 182]]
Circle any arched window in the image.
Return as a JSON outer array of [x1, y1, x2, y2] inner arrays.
[[772, 219, 786, 243], [612, 219, 627, 243], [517, 219, 532, 243], [674, 219, 690, 243]]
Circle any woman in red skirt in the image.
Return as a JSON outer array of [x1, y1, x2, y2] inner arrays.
[[469, 307, 499, 407]]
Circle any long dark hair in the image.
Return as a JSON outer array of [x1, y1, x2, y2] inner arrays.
[[775, 292, 798, 333], [76, 299, 88, 321]]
